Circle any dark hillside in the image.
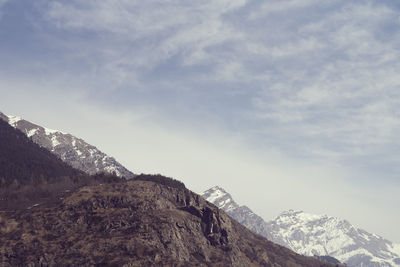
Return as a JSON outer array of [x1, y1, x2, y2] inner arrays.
[[0, 119, 123, 210], [0, 119, 80, 187], [0, 179, 342, 266]]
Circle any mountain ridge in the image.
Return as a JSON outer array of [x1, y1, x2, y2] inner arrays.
[[0, 111, 135, 179], [0, 118, 80, 187], [202, 186, 400, 267]]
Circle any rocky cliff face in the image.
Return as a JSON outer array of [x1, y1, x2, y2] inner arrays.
[[0, 112, 134, 179], [203, 186, 400, 267], [0, 180, 338, 266]]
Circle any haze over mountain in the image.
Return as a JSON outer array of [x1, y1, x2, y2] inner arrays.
[[0, 111, 135, 179], [203, 186, 400, 267]]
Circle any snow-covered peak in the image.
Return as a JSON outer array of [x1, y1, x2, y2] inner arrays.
[[270, 210, 360, 257], [6, 113, 65, 135], [202, 186, 228, 202], [202, 186, 239, 212], [201, 186, 274, 241]]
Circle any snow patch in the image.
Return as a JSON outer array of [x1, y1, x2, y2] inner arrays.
[[27, 128, 38, 137], [7, 115, 22, 127], [104, 165, 121, 176], [390, 243, 400, 256], [51, 135, 60, 147], [45, 127, 61, 135], [89, 148, 96, 157]]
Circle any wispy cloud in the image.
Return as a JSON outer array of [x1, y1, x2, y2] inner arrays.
[[45, 0, 246, 68], [2, 0, 398, 170], [246, 1, 400, 160], [2, 0, 395, 173], [0, 0, 8, 19]]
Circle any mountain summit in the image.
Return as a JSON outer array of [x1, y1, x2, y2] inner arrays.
[[202, 186, 274, 240], [203, 186, 400, 267], [0, 112, 134, 179]]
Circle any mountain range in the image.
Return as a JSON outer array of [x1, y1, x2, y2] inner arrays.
[[2, 109, 394, 266], [202, 186, 400, 267], [0, 111, 135, 179], [0, 119, 336, 266]]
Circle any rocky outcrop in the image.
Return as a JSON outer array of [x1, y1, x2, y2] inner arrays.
[[0, 180, 338, 266]]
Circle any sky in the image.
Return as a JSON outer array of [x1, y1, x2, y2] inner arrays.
[[1, 0, 400, 242]]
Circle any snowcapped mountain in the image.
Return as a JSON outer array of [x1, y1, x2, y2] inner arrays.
[[202, 186, 400, 267], [202, 186, 274, 240], [270, 210, 400, 267], [0, 111, 135, 179], [202, 186, 239, 212]]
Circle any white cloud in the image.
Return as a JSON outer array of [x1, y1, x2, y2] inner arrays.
[[14, 0, 400, 168], [41, 0, 250, 92]]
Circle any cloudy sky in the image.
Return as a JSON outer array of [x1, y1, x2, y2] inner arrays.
[[1, 0, 400, 241]]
